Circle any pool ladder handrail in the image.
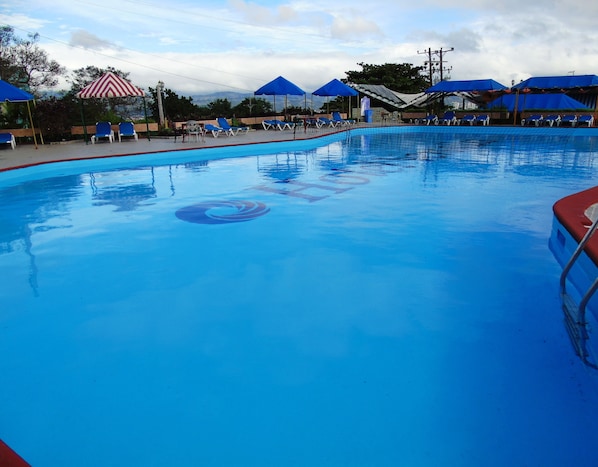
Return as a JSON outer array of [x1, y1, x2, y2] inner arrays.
[[560, 216, 598, 368]]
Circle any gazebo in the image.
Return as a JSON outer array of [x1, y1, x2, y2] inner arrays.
[[76, 72, 150, 142]]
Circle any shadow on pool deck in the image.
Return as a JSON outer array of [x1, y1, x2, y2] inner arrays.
[[0, 124, 379, 172]]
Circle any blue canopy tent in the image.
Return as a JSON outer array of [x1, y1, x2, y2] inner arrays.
[[425, 79, 508, 93], [488, 93, 590, 112], [255, 76, 306, 114], [512, 75, 598, 91], [0, 79, 40, 148], [512, 75, 598, 109], [424, 79, 509, 107], [312, 78, 358, 116]]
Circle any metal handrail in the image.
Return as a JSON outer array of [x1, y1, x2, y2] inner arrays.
[[560, 217, 598, 295], [579, 276, 598, 320]]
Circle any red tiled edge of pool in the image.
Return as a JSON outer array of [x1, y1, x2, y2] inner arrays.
[[553, 185, 598, 264], [0, 439, 30, 467]]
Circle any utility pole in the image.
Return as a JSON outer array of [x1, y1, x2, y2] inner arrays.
[[417, 48, 434, 86], [438, 47, 454, 81], [156, 81, 165, 129], [417, 46, 454, 84]]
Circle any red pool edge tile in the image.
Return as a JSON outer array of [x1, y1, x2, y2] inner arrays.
[[553, 185, 598, 264], [0, 439, 31, 467]]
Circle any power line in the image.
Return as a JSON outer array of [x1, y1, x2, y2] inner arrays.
[[417, 47, 454, 85], [8, 24, 259, 93]]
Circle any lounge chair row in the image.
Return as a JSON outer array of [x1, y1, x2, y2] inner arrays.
[[262, 112, 356, 131], [521, 114, 594, 127], [183, 118, 250, 140], [417, 112, 489, 126]]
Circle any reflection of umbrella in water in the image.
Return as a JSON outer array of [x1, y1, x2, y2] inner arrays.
[[312, 78, 358, 116], [255, 76, 306, 113], [0, 175, 83, 296], [257, 153, 307, 181], [90, 168, 157, 212]]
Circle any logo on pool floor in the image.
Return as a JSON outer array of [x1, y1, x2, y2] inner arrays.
[[175, 200, 270, 224]]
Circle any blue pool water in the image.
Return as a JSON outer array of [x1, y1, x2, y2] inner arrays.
[[2, 127, 598, 466]]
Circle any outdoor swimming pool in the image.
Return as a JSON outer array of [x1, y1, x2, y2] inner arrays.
[[2, 127, 598, 466]]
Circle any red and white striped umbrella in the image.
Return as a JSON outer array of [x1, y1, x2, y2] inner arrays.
[[77, 72, 145, 99]]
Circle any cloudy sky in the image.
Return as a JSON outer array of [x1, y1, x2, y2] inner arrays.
[[3, 0, 598, 96]]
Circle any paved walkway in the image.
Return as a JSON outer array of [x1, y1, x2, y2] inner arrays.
[[0, 124, 373, 172]]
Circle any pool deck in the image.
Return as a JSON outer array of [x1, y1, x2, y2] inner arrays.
[[0, 124, 372, 172]]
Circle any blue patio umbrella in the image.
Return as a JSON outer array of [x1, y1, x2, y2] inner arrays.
[[0, 79, 34, 102], [0, 79, 39, 147], [313, 79, 358, 115], [255, 76, 305, 113], [312, 79, 358, 97]]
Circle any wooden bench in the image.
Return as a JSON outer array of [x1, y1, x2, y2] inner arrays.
[[401, 112, 428, 124], [0, 128, 44, 144]]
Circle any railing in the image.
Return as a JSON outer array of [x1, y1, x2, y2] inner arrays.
[[560, 216, 598, 367]]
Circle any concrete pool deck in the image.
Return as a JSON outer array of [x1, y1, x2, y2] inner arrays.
[[0, 124, 376, 172]]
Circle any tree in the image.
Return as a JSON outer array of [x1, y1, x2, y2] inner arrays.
[[207, 98, 232, 117], [344, 62, 428, 93], [0, 26, 18, 82], [34, 95, 80, 142], [0, 28, 64, 93], [147, 85, 201, 122], [232, 97, 272, 117]]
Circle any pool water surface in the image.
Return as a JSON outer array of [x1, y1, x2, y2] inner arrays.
[[2, 128, 598, 466]]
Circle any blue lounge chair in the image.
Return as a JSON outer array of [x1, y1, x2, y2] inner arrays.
[[332, 111, 355, 125], [560, 115, 577, 126], [317, 117, 337, 128], [118, 122, 138, 142], [204, 123, 228, 137], [91, 121, 114, 144], [543, 115, 561, 127], [423, 114, 438, 125], [459, 114, 476, 125], [578, 115, 594, 127], [439, 111, 457, 125], [217, 117, 249, 135], [0, 132, 16, 149], [475, 114, 490, 125], [262, 119, 276, 130], [262, 119, 293, 130], [522, 114, 543, 126]]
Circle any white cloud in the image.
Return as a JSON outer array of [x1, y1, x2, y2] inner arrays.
[[69, 30, 117, 51], [4, 0, 598, 96], [330, 15, 384, 40]]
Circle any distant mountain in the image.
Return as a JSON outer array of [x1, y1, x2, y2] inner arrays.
[[189, 92, 251, 106], [189, 91, 328, 110]]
